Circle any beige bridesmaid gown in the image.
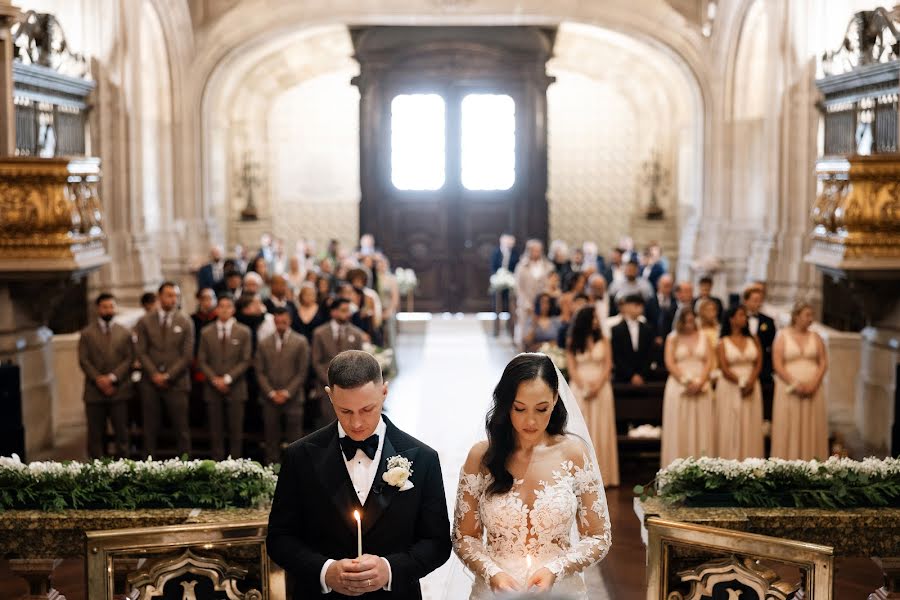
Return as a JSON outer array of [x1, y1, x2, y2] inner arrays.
[[661, 333, 714, 468], [715, 337, 764, 459], [770, 331, 829, 460], [571, 342, 620, 486]]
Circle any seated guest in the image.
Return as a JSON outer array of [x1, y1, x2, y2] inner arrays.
[[524, 293, 562, 351], [557, 293, 590, 348], [611, 294, 654, 385], [311, 298, 365, 426], [743, 285, 776, 385], [693, 276, 724, 320], [265, 274, 300, 327], [197, 244, 225, 291], [608, 261, 654, 306], [198, 295, 253, 460], [295, 282, 327, 343], [255, 307, 310, 464], [78, 293, 133, 459], [661, 306, 715, 467]]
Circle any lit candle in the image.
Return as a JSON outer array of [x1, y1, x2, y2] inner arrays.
[[354, 510, 362, 558]]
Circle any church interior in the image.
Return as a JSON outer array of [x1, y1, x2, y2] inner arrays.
[[0, 0, 898, 598]]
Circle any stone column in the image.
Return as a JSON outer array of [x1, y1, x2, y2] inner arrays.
[[0, 1, 20, 156]]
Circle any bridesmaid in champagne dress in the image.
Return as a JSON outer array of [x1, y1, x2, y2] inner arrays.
[[771, 302, 829, 460], [661, 307, 715, 468], [566, 306, 619, 486], [715, 305, 764, 459]]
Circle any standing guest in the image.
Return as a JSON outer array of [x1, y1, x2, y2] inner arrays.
[[236, 293, 275, 353], [603, 247, 625, 285], [197, 244, 226, 291], [490, 233, 519, 314], [557, 293, 589, 349], [358, 232, 377, 256], [78, 293, 133, 458], [295, 282, 327, 343], [715, 305, 764, 459], [548, 239, 572, 282], [618, 236, 639, 264], [311, 298, 365, 423], [694, 276, 724, 320], [646, 274, 676, 376], [771, 302, 829, 460], [285, 255, 306, 293], [140, 291, 158, 314], [347, 268, 383, 332], [135, 282, 194, 457], [255, 307, 310, 464], [375, 255, 400, 348], [246, 261, 271, 299], [558, 272, 588, 325], [324, 238, 341, 263], [216, 269, 243, 299], [697, 298, 721, 380], [660, 307, 714, 467], [608, 261, 654, 306], [191, 288, 218, 356], [582, 241, 606, 277], [271, 237, 288, 276], [641, 242, 667, 290], [524, 293, 561, 351], [255, 232, 275, 271], [513, 239, 555, 348], [743, 286, 776, 385], [233, 244, 249, 275], [265, 275, 300, 327], [569, 247, 586, 273], [610, 295, 654, 385], [566, 305, 619, 486], [315, 272, 334, 308], [198, 295, 253, 460], [586, 274, 612, 337], [674, 280, 695, 312], [545, 271, 563, 313]]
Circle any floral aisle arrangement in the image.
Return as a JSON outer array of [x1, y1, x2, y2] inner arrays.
[[539, 343, 568, 379], [0, 455, 277, 511], [489, 268, 516, 293], [395, 268, 418, 296], [364, 342, 396, 378], [636, 456, 900, 509]]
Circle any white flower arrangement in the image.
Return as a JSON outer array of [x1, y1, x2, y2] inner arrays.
[[538, 343, 567, 372], [363, 342, 395, 377], [382, 455, 414, 491], [489, 268, 516, 292], [395, 268, 418, 295], [644, 455, 900, 509]]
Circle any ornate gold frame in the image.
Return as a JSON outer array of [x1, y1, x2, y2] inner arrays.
[[85, 520, 285, 600], [645, 517, 834, 600]]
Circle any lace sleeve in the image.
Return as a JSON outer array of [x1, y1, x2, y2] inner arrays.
[[451, 469, 503, 585], [545, 453, 612, 578]]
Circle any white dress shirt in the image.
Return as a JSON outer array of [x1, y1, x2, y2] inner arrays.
[[626, 318, 640, 351], [216, 318, 236, 385], [748, 314, 760, 336], [320, 418, 393, 593]]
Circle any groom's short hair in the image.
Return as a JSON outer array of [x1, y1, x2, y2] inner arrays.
[[328, 350, 383, 389]]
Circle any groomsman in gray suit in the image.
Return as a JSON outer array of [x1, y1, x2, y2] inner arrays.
[[78, 292, 134, 458], [311, 298, 365, 424], [197, 295, 253, 460], [134, 282, 195, 457], [255, 306, 310, 464]]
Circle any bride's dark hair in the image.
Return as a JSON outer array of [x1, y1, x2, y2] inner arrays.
[[483, 353, 568, 495]]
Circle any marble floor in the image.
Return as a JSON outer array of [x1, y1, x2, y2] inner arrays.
[[0, 314, 885, 598]]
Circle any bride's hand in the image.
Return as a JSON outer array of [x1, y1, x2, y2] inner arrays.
[[489, 572, 521, 593], [526, 567, 556, 591]]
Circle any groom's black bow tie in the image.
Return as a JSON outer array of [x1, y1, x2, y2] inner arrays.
[[340, 434, 379, 460]]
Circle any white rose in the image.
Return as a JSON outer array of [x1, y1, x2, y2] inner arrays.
[[383, 466, 410, 487]]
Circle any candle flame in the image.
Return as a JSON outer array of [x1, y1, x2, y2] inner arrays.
[[354, 510, 361, 523], [526, 554, 532, 570]]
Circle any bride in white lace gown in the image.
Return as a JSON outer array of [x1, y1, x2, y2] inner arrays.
[[450, 353, 612, 599]]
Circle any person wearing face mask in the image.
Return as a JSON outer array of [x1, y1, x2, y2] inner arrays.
[[78, 293, 134, 458]]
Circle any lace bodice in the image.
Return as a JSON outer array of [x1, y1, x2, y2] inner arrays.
[[451, 437, 611, 590]]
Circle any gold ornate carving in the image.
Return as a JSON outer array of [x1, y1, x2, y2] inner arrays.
[[127, 548, 261, 600], [812, 155, 900, 261], [675, 556, 798, 600], [0, 157, 105, 259]]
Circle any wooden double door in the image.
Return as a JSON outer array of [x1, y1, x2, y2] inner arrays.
[[353, 27, 555, 312]]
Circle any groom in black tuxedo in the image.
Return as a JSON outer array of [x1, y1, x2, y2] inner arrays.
[[267, 350, 451, 598]]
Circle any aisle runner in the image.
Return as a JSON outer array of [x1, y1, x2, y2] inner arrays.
[[386, 316, 610, 600]]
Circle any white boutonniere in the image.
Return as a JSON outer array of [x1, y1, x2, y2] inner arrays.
[[173, 325, 183, 333], [348, 334, 356, 343], [231, 339, 240, 345], [760, 323, 768, 332], [382, 455, 414, 491]]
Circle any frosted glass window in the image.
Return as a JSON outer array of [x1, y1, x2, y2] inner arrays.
[[391, 94, 445, 190], [461, 94, 516, 191]]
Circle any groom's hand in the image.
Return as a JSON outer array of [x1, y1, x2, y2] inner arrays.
[[325, 559, 368, 596], [342, 554, 390, 594]]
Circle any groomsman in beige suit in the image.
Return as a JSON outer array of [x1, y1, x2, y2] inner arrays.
[[311, 298, 365, 425], [255, 306, 310, 464], [134, 282, 195, 457], [197, 295, 253, 460], [78, 293, 134, 458]]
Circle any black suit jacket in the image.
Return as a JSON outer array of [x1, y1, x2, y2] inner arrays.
[[754, 312, 777, 384], [645, 295, 677, 340], [611, 320, 654, 383], [266, 417, 452, 599], [490, 247, 519, 273]]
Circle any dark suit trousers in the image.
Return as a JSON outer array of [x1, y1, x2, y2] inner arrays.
[[140, 381, 191, 457], [86, 400, 129, 459], [261, 396, 303, 464], [206, 388, 245, 460]]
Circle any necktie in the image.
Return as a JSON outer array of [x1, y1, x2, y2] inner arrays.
[[220, 325, 227, 351], [339, 434, 379, 460], [161, 314, 169, 341]]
